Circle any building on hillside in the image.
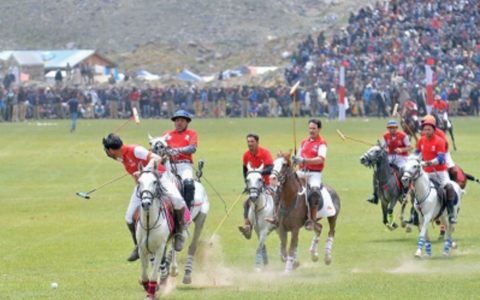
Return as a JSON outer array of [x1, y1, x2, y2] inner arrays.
[[0, 49, 117, 84], [0, 51, 45, 82]]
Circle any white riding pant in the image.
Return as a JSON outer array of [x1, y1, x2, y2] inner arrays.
[[125, 174, 186, 224], [168, 162, 193, 181], [388, 155, 407, 169], [296, 170, 323, 189], [427, 170, 450, 188], [445, 152, 455, 168]]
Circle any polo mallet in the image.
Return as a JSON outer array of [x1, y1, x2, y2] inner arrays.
[[391, 103, 399, 117], [113, 107, 141, 133], [336, 129, 374, 146], [208, 191, 244, 245], [466, 173, 480, 185], [75, 173, 130, 199], [290, 81, 301, 154]]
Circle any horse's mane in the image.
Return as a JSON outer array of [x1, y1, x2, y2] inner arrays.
[[277, 150, 292, 167]]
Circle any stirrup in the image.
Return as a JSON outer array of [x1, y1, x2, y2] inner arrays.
[[304, 220, 315, 231]]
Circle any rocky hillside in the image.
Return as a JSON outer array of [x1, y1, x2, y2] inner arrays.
[[0, 0, 376, 74]]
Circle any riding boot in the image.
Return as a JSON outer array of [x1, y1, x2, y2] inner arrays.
[[238, 219, 252, 240], [173, 208, 186, 251], [126, 222, 139, 262], [305, 206, 318, 231], [238, 200, 252, 239], [446, 185, 457, 224]]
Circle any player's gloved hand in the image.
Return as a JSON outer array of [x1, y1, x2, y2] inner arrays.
[[167, 148, 179, 156], [292, 156, 305, 165]]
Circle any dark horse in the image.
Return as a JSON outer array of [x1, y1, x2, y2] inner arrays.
[[360, 144, 411, 230], [400, 113, 420, 142], [432, 110, 457, 150], [269, 151, 341, 272]]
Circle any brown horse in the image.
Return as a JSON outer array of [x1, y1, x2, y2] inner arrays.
[[270, 151, 341, 272]]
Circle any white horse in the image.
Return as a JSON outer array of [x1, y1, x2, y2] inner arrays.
[[401, 156, 463, 257], [245, 163, 276, 271], [148, 135, 209, 284], [136, 161, 171, 299]]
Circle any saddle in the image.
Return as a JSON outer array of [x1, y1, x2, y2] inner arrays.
[[429, 178, 448, 220]]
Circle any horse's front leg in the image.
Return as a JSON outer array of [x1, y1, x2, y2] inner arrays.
[[255, 230, 267, 272], [285, 228, 300, 273], [139, 247, 149, 292], [278, 228, 287, 263], [183, 212, 207, 284], [309, 223, 322, 262], [415, 211, 431, 258]]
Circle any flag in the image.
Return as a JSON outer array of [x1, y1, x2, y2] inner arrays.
[[338, 61, 347, 121], [425, 58, 435, 114]]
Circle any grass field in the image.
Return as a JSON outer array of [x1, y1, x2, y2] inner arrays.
[[1, 117, 479, 300]]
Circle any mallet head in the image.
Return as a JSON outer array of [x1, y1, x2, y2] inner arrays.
[[76, 192, 90, 199]]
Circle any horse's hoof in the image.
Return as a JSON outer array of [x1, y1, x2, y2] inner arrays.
[[405, 225, 412, 233], [401, 220, 407, 228], [139, 280, 149, 291], [423, 253, 432, 258], [324, 255, 332, 265], [311, 252, 319, 262], [159, 277, 167, 287], [443, 251, 450, 257], [415, 249, 422, 258], [255, 267, 262, 273], [293, 261, 300, 269], [182, 275, 192, 285], [170, 267, 178, 277]]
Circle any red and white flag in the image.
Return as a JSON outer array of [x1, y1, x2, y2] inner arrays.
[[425, 58, 435, 113], [338, 61, 348, 121]]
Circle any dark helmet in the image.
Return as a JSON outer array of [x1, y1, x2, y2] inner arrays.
[[102, 133, 123, 150], [171, 110, 192, 122]]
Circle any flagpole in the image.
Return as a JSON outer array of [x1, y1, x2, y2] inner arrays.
[[290, 81, 300, 154]]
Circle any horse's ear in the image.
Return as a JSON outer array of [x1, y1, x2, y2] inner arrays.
[[138, 162, 143, 172], [148, 134, 154, 145]]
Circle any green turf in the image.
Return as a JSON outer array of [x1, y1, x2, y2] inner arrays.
[[1, 117, 479, 299]]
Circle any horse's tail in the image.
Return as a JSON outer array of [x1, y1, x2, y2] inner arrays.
[[465, 173, 480, 184]]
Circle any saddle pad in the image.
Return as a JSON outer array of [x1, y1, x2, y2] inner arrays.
[[163, 200, 192, 233], [316, 187, 336, 218]]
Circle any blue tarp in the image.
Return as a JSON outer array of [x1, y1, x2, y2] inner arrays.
[[177, 69, 202, 82]]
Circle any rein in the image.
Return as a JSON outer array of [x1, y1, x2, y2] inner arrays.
[[137, 170, 167, 254]]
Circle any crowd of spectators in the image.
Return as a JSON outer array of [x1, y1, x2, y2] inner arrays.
[[1, 0, 479, 122]]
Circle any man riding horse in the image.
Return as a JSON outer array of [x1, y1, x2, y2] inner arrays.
[[292, 119, 327, 231], [102, 133, 187, 262], [367, 120, 411, 204], [238, 133, 274, 239], [416, 120, 457, 224]]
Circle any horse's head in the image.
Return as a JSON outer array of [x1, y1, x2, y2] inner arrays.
[[401, 155, 422, 187], [360, 143, 386, 167], [270, 151, 292, 187], [245, 163, 264, 202], [148, 135, 169, 157], [137, 161, 162, 211]]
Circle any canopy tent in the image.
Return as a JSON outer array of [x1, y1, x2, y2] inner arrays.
[[177, 69, 202, 82]]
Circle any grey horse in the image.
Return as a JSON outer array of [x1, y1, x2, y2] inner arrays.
[[360, 144, 410, 230]]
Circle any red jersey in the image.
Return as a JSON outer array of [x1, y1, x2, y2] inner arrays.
[[163, 129, 198, 163], [130, 90, 140, 102], [383, 130, 410, 156], [433, 100, 448, 113], [416, 134, 447, 173], [404, 100, 418, 115], [121, 145, 165, 175], [420, 127, 449, 151], [243, 146, 273, 184], [299, 136, 327, 172]]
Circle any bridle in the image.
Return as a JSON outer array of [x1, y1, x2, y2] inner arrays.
[[136, 170, 166, 254]]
